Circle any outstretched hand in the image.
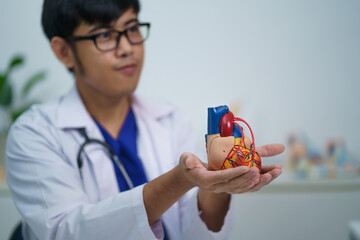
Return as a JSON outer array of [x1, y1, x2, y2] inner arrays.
[[247, 143, 284, 192], [179, 143, 285, 194]]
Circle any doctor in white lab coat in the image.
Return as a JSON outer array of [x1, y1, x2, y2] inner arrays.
[[6, 85, 235, 240], [6, 1, 284, 239]]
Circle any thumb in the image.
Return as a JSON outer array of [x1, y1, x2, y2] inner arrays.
[[257, 143, 285, 157], [180, 152, 199, 170]]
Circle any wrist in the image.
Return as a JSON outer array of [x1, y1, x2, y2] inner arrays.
[[198, 189, 231, 206], [173, 164, 196, 191], [143, 165, 196, 225], [197, 189, 231, 232]]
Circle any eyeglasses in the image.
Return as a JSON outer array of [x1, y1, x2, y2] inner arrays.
[[68, 23, 150, 52]]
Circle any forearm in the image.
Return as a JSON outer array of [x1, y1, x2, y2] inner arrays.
[[143, 165, 195, 225], [198, 189, 231, 232]]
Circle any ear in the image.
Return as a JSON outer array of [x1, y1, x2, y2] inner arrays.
[[50, 37, 75, 69]]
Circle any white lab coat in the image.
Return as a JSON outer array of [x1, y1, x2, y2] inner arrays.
[[6, 86, 233, 240]]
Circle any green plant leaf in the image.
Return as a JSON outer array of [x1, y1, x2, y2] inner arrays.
[[22, 71, 46, 97], [0, 74, 6, 99], [10, 102, 37, 122], [7, 55, 24, 75], [0, 82, 13, 107]]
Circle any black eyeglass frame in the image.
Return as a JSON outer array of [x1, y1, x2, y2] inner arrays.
[[68, 22, 150, 52]]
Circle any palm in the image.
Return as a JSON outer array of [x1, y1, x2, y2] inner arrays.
[[180, 143, 285, 194]]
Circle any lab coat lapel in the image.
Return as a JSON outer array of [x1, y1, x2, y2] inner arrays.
[[132, 96, 175, 181], [132, 96, 181, 238], [56, 86, 119, 200]]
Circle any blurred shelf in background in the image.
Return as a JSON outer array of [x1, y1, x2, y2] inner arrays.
[[261, 177, 360, 193]]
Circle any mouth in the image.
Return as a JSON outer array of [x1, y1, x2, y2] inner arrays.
[[114, 63, 137, 76]]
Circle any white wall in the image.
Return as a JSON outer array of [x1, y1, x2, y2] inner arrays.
[[139, 0, 360, 159], [1, 0, 359, 239], [1, 0, 359, 156]]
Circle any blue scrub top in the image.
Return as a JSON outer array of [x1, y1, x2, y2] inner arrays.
[[95, 108, 148, 191]]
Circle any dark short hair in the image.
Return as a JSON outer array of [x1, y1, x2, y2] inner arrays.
[[41, 0, 140, 41]]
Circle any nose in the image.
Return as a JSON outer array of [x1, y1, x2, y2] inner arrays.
[[115, 34, 134, 57]]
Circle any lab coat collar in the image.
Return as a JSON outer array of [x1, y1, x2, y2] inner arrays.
[[56, 85, 95, 130], [56, 85, 177, 130]]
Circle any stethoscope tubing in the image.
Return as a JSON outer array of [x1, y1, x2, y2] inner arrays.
[[77, 128, 134, 189]]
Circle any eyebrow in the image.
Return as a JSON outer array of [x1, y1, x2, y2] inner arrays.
[[88, 24, 112, 34], [87, 18, 139, 34]]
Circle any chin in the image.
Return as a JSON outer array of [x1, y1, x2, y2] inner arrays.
[[112, 85, 138, 98]]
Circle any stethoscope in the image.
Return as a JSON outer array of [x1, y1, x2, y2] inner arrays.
[[76, 128, 134, 189]]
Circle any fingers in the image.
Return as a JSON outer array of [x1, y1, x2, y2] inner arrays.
[[248, 167, 282, 192], [210, 167, 259, 193], [257, 144, 285, 157], [228, 166, 282, 193], [204, 166, 251, 185]]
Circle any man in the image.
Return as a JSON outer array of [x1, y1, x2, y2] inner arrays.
[[6, 0, 284, 239]]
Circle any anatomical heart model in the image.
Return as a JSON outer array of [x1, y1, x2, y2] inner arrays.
[[206, 105, 261, 172]]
